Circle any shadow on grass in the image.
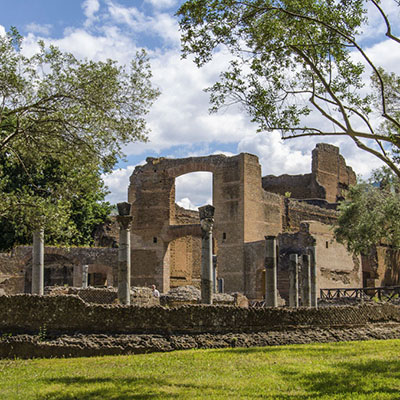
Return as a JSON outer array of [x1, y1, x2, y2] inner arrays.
[[275, 359, 400, 400], [41, 375, 221, 400], [38, 352, 400, 399], [207, 342, 346, 355], [198, 347, 400, 399], [305, 359, 400, 394]]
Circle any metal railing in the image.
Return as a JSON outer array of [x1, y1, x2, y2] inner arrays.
[[320, 286, 400, 302]]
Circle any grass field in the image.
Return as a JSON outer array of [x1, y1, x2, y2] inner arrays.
[[1, 339, 400, 399]]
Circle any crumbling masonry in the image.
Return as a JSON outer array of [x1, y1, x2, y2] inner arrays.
[[127, 143, 361, 300], [0, 143, 374, 300]]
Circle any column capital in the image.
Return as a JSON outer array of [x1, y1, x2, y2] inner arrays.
[[199, 204, 215, 220], [117, 202, 131, 216], [199, 204, 215, 236], [116, 215, 133, 230]]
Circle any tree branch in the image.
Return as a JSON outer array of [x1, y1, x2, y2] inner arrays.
[[370, 0, 400, 44]]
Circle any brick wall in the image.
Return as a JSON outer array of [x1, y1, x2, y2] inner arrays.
[[1, 295, 399, 335]]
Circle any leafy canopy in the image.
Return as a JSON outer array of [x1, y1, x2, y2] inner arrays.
[[0, 28, 159, 242], [178, 0, 400, 176], [334, 167, 400, 254]]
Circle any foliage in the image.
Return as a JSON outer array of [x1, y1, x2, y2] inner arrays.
[[0, 28, 159, 243], [334, 167, 400, 254], [0, 150, 112, 250], [1, 340, 400, 399], [178, 0, 400, 176]]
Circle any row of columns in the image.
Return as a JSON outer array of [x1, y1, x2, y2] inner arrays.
[[32, 229, 90, 295], [265, 236, 318, 309], [32, 207, 314, 308], [30, 201, 134, 304], [31, 202, 216, 305]]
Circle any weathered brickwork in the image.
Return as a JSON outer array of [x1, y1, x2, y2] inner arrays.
[[128, 153, 268, 295], [125, 143, 360, 300], [0, 143, 364, 300], [263, 143, 356, 203], [1, 295, 399, 335], [362, 246, 400, 287], [285, 199, 338, 230], [278, 222, 361, 301], [0, 247, 117, 295]]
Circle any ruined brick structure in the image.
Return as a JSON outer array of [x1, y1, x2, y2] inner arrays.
[[262, 143, 356, 202], [0, 143, 365, 299], [0, 246, 118, 295], [362, 246, 400, 288], [128, 143, 361, 300]]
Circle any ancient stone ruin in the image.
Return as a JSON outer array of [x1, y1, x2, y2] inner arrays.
[[127, 142, 359, 301], [2, 143, 400, 358], [0, 142, 395, 301]]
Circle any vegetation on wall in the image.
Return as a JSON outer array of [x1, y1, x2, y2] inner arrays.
[[335, 167, 400, 254]]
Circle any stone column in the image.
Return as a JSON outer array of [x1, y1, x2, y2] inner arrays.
[[199, 205, 215, 304], [265, 236, 277, 307], [117, 202, 133, 305], [308, 245, 318, 308], [32, 229, 44, 295], [302, 254, 312, 308], [289, 254, 299, 308], [212, 255, 217, 294], [82, 265, 89, 288]]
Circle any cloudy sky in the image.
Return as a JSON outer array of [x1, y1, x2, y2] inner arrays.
[[1, 0, 399, 208]]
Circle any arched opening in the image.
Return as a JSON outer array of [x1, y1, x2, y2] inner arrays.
[[175, 171, 213, 210], [167, 172, 215, 289]]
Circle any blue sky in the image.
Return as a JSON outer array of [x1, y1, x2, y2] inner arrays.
[[1, 0, 399, 206]]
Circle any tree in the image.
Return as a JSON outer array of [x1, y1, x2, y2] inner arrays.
[[0, 150, 112, 250], [334, 167, 400, 254], [178, 0, 400, 175], [0, 28, 159, 242]]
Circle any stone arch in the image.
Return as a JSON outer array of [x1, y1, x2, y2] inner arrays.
[[128, 153, 265, 294]]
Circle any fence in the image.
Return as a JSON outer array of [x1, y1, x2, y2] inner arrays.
[[320, 286, 400, 302]]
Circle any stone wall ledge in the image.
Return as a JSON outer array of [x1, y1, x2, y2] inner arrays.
[[1, 323, 400, 359], [1, 295, 400, 336]]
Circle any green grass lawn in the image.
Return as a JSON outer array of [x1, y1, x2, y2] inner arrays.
[[1, 339, 400, 399]]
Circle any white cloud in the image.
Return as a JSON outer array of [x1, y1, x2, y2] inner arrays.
[[124, 48, 247, 156], [175, 172, 213, 208], [151, 13, 180, 45], [102, 166, 136, 204], [21, 26, 139, 64], [25, 23, 52, 36], [107, 1, 149, 31], [238, 131, 311, 176], [145, 0, 178, 10], [0, 25, 6, 37], [106, 1, 180, 46], [177, 197, 198, 210], [82, 0, 100, 20], [362, 39, 400, 75], [82, 0, 100, 28]]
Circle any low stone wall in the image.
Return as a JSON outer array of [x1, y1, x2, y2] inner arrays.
[[2, 324, 400, 359], [45, 286, 160, 306], [1, 295, 400, 335]]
